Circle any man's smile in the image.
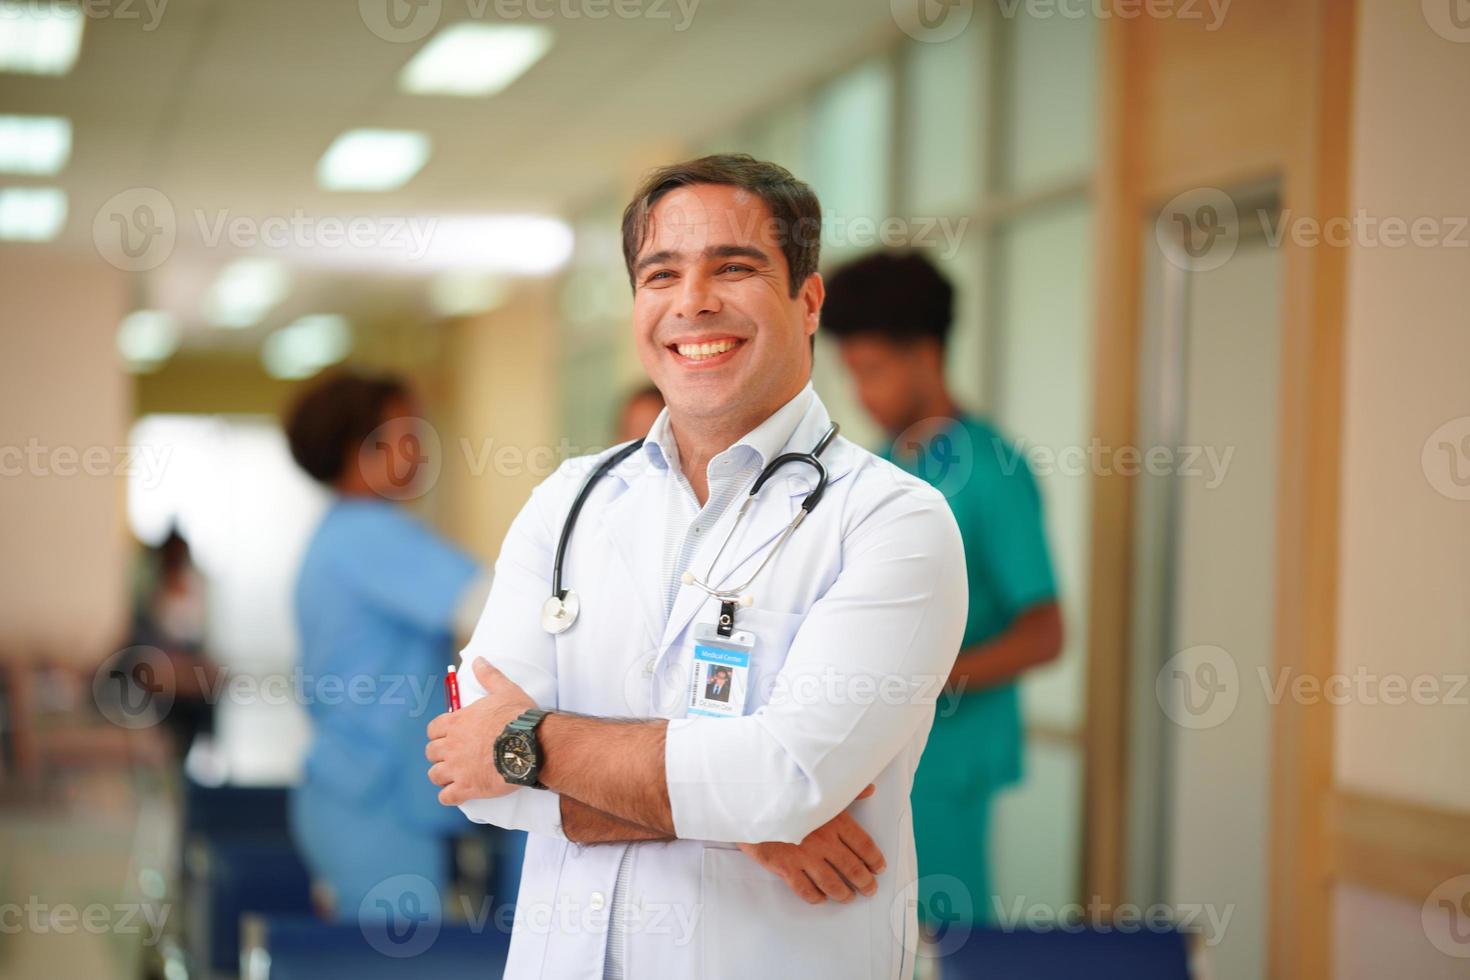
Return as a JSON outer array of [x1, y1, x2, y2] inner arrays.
[[666, 336, 747, 366]]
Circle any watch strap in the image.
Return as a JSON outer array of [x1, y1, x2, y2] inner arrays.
[[508, 707, 550, 733]]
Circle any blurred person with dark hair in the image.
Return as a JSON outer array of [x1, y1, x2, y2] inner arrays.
[[120, 525, 219, 754], [284, 369, 490, 921], [616, 383, 665, 443], [823, 250, 1063, 925]]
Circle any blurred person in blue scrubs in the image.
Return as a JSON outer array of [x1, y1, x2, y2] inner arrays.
[[822, 252, 1063, 926], [283, 370, 490, 920]]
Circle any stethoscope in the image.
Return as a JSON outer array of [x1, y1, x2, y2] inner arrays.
[[539, 422, 840, 636]]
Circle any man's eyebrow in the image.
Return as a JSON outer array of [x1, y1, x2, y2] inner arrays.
[[707, 244, 770, 264], [634, 249, 677, 273], [634, 244, 772, 273]]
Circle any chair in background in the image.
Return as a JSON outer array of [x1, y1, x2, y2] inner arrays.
[[240, 913, 511, 980], [933, 923, 1195, 979]]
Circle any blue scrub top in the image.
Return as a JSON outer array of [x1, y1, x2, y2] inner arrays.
[[884, 415, 1057, 797], [294, 497, 479, 832]]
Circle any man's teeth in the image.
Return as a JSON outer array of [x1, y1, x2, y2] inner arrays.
[[676, 339, 738, 360]]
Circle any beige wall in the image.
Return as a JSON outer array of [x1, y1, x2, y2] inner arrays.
[[436, 280, 561, 564], [1332, 0, 1470, 973], [0, 248, 131, 662], [1335, 0, 1470, 816]]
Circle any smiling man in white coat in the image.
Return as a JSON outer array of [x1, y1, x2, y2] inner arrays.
[[425, 154, 967, 979]]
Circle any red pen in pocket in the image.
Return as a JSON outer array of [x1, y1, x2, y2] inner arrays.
[[445, 664, 461, 711]]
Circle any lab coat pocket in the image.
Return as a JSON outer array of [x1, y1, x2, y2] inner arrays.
[[699, 846, 873, 979], [738, 608, 804, 713]]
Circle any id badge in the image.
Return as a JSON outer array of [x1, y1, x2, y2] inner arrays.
[[688, 621, 755, 718]]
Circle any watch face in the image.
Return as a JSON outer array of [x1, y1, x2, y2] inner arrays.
[[499, 733, 535, 779]]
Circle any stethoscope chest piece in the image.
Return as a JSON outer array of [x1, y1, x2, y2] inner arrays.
[[540, 591, 579, 634]]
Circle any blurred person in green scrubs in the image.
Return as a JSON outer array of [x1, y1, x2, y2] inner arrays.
[[821, 251, 1063, 927]]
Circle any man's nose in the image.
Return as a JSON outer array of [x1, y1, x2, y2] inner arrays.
[[672, 272, 721, 320]]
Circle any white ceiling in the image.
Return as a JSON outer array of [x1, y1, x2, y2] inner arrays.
[[0, 0, 902, 348]]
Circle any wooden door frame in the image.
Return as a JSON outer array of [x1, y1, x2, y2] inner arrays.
[[1081, 3, 1357, 978]]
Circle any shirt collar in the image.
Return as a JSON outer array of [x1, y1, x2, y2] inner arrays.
[[641, 381, 815, 477]]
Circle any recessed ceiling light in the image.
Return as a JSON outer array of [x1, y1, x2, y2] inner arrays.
[[202, 258, 291, 329], [317, 130, 430, 192], [429, 272, 511, 317], [261, 314, 351, 380], [0, 3, 85, 75], [117, 310, 181, 373], [0, 187, 67, 240], [0, 115, 72, 175], [418, 215, 573, 274], [399, 23, 553, 98]]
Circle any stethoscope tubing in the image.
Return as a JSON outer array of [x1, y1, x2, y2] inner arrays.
[[550, 437, 645, 602], [546, 421, 839, 631]]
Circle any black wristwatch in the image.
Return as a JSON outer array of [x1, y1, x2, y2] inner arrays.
[[494, 708, 550, 787]]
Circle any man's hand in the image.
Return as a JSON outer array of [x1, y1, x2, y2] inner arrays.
[[425, 658, 534, 806], [737, 785, 885, 904]]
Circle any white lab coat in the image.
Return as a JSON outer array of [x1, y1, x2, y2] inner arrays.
[[457, 391, 967, 980]]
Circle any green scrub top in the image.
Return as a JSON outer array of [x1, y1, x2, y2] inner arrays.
[[883, 414, 1057, 799]]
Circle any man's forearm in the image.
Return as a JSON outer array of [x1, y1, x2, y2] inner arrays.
[[559, 796, 671, 844], [948, 601, 1063, 692], [538, 714, 674, 835]]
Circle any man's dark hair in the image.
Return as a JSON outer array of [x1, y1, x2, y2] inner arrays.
[[820, 251, 955, 348], [620, 154, 822, 298], [284, 369, 408, 485]]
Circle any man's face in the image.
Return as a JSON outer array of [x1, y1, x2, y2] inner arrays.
[[837, 335, 932, 435], [631, 184, 822, 428]]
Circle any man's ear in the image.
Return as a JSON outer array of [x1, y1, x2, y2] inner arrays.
[[799, 272, 825, 339]]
